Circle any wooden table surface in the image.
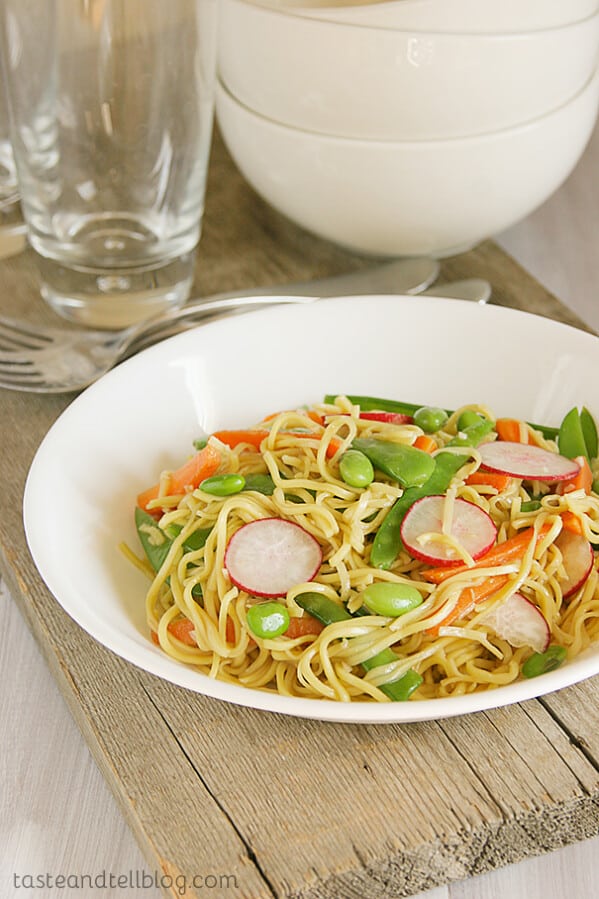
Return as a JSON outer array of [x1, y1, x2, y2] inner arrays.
[[1, 118, 599, 899]]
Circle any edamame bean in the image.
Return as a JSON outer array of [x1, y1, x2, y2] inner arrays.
[[522, 645, 567, 678], [413, 406, 448, 434], [361, 582, 423, 617], [339, 450, 374, 488], [200, 473, 246, 496], [246, 601, 290, 639]]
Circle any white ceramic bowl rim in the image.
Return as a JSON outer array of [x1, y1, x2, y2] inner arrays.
[[241, 0, 599, 38], [217, 62, 599, 146]]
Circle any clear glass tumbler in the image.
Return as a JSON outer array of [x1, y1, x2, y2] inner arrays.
[[0, 0, 218, 327]]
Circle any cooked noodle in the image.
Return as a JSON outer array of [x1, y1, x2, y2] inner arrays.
[[123, 398, 599, 702]]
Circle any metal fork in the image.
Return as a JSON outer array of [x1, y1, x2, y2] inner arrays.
[[0, 263, 490, 394]]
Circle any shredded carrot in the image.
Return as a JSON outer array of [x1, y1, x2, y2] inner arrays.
[[495, 418, 534, 444], [284, 615, 325, 639], [560, 510, 584, 536], [423, 523, 552, 584], [426, 574, 509, 637], [150, 629, 159, 645], [557, 455, 593, 496], [167, 618, 197, 646], [137, 443, 222, 511], [213, 428, 341, 459], [465, 470, 511, 492], [413, 435, 437, 454]]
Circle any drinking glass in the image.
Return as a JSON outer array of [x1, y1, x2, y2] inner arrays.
[[0, 0, 219, 327]]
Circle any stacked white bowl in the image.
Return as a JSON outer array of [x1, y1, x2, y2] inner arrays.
[[217, 0, 599, 257]]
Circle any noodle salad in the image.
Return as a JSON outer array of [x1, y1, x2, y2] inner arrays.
[[122, 395, 599, 703]]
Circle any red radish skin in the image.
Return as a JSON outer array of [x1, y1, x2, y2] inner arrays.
[[400, 495, 497, 566], [555, 530, 594, 599], [359, 411, 413, 425], [483, 592, 550, 653], [224, 518, 322, 598], [478, 441, 580, 482]]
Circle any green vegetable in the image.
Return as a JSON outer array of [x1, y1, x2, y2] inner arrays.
[[413, 406, 449, 434], [324, 394, 559, 440], [200, 473, 246, 496], [370, 451, 469, 569], [520, 500, 542, 513], [456, 409, 485, 430], [192, 438, 208, 450], [135, 507, 176, 572], [295, 591, 422, 701], [522, 645, 567, 678], [558, 406, 598, 464], [447, 417, 494, 447], [339, 449, 375, 488], [361, 582, 423, 617], [246, 601, 290, 639], [351, 437, 435, 489], [242, 473, 276, 495]]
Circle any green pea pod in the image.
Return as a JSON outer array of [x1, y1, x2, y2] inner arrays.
[[242, 473, 276, 495], [581, 407, 598, 460], [447, 417, 494, 447], [520, 499, 542, 513], [522, 645, 567, 678], [324, 394, 560, 440], [370, 451, 469, 569], [135, 507, 175, 572], [295, 592, 422, 701], [558, 407, 589, 461], [351, 437, 435, 489]]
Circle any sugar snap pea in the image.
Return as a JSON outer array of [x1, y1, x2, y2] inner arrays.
[[136, 507, 212, 572], [351, 437, 435, 489], [295, 592, 422, 700], [522, 645, 567, 678], [558, 406, 598, 463]]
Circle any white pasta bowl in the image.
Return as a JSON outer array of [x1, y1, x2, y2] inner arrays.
[[216, 68, 599, 258], [251, 0, 599, 34], [219, 0, 599, 140], [23, 295, 599, 724]]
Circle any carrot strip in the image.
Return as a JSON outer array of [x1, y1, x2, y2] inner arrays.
[[167, 618, 197, 646], [414, 435, 437, 454], [285, 615, 324, 638], [560, 510, 584, 536], [465, 470, 511, 492], [213, 428, 341, 459], [557, 455, 593, 496], [495, 418, 533, 444], [137, 443, 222, 511], [423, 523, 552, 584], [426, 574, 508, 637]]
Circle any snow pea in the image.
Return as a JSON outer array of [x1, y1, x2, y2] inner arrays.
[[351, 437, 435, 489], [242, 473, 276, 495], [447, 417, 494, 447], [295, 591, 422, 700], [135, 507, 212, 572], [558, 406, 598, 463], [522, 645, 567, 678], [370, 451, 470, 569]]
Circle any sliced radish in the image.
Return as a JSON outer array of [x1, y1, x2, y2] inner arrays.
[[478, 442, 580, 482], [224, 518, 322, 598], [555, 530, 594, 599], [482, 592, 550, 653], [359, 411, 413, 425], [400, 494, 497, 565]]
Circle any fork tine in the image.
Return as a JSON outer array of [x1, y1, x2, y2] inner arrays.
[[0, 316, 55, 350]]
